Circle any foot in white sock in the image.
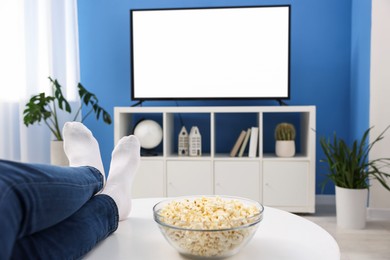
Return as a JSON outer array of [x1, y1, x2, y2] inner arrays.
[[63, 122, 105, 186], [102, 135, 140, 221]]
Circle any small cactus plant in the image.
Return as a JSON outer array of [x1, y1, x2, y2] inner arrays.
[[275, 123, 296, 141]]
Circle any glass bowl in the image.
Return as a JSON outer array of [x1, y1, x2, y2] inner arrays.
[[153, 195, 264, 259]]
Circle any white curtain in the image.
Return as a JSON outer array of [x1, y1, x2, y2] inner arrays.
[[0, 0, 80, 163]]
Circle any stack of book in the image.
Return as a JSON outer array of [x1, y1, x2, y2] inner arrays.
[[229, 127, 259, 157]]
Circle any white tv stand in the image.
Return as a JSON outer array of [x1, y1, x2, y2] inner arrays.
[[114, 106, 316, 213]]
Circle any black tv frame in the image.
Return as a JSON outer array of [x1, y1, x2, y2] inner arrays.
[[130, 5, 291, 102]]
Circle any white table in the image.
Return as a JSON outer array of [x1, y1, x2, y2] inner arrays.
[[85, 198, 340, 260]]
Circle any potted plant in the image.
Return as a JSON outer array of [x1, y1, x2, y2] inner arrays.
[[23, 77, 112, 165], [275, 122, 296, 157], [320, 126, 390, 229]]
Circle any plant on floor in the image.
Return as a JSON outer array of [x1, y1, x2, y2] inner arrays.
[[23, 77, 112, 141], [320, 126, 390, 190]]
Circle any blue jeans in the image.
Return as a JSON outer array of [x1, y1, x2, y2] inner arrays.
[[0, 159, 119, 260]]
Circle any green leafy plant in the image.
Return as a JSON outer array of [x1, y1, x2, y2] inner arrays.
[[23, 77, 112, 141], [320, 126, 390, 190], [275, 123, 296, 141]]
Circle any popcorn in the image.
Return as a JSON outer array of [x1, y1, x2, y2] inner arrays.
[[156, 196, 261, 257]]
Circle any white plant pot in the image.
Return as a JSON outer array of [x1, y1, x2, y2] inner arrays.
[[50, 141, 69, 166], [275, 140, 295, 157], [335, 186, 368, 229]]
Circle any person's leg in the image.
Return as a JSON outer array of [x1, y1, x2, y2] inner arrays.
[[0, 122, 106, 259], [10, 135, 141, 259], [0, 161, 104, 259], [11, 194, 118, 260]]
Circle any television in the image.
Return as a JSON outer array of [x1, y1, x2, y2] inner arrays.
[[130, 5, 290, 101]]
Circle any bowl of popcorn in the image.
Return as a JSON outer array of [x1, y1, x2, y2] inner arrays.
[[153, 195, 264, 259]]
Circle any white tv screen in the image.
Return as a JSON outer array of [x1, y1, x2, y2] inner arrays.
[[130, 6, 290, 100]]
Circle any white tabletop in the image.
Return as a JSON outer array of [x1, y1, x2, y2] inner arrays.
[[85, 198, 340, 260]]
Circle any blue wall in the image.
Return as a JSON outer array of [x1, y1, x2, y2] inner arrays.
[[350, 0, 371, 141], [77, 0, 370, 194]]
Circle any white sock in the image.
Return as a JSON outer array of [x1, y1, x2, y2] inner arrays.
[[63, 122, 106, 186], [102, 135, 140, 221]]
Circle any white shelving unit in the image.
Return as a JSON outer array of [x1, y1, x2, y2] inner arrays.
[[114, 106, 316, 213]]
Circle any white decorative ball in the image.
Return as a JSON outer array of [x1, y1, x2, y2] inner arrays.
[[133, 120, 163, 149]]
